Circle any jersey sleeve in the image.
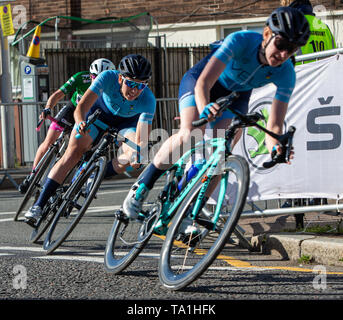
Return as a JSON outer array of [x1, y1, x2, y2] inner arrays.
[[213, 32, 246, 64], [89, 70, 114, 96], [59, 72, 81, 95]]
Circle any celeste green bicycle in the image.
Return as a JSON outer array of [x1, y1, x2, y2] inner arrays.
[[105, 92, 295, 290]]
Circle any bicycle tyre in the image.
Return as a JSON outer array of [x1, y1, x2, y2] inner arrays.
[[14, 147, 57, 221], [104, 200, 161, 274], [29, 188, 65, 244], [158, 154, 249, 290], [43, 156, 107, 254]]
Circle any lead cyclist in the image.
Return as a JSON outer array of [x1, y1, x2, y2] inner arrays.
[[123, 7, 311, 228]]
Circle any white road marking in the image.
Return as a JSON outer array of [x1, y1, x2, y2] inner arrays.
[[0, 212, 15, 215], [0, 246, 262, 270]]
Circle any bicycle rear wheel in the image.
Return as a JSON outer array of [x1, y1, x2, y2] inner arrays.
[[43, 156, 107, 254], [158, 155, 249, 290], [14, 147, 57, 221], [29, 186, 65, 244]]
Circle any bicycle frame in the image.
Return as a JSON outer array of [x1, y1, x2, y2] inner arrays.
[[153, 102, 295, 236], [153, 133, 234, 236]]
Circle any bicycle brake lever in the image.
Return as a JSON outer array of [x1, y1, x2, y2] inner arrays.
[[262, 126, 296, 169]]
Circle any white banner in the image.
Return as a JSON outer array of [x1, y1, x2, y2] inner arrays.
[[233, 54, 343, 201]]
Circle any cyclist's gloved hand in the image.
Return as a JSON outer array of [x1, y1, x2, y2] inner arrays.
[[199, 102, 222, 121], [199, 103, 214, 119], [75, 121, 87, 135], [40, 108, 51, 120], [270, 143, 287, 164]]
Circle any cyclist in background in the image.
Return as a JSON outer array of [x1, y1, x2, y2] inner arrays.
[[123, 7, 310, 222], [289, 0, 336, 64], [18, 58, 116, 194], [24, 54, 156, 226]]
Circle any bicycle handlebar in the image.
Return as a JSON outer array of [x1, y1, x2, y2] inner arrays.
[[36, 109, 59, 132], [75, 109, 102, 139], [192, 92, 240, 128], [192, 92, 296, 168], [262, 126, 296, 169]]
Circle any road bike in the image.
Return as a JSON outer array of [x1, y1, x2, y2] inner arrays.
[[14, 110, 72, 226], [104, 92, 295, 291], [41, 110, 142, 255]]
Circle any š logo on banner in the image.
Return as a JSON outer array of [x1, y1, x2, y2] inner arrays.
[[241, 97, 287, 173]]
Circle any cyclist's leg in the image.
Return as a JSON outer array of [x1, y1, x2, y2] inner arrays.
[[18, 128, 61, 194], [112, 130, 136, 174], [109, 115, 141, 176], [32, 127, 62, 169], [24, 125, 94, 225], [19, 103, 75, 194], [32, 102, 75, 170]]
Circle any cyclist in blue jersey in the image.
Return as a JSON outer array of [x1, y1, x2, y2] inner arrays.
[[25, 54, 156, 226], [123, 7, 310, 220]]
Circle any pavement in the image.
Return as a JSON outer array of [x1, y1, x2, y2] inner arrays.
[[238, 211, 343, 267], [1, 167, 343, 267]]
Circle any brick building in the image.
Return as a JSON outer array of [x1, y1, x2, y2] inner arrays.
[[9, 0, 343, 46]]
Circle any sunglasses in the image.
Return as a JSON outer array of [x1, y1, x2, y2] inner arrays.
[[90, 74, 97, 79], [273, 36, 299, 54], [122, 76, 148, 90]]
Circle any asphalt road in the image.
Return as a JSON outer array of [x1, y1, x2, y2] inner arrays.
[[1, 177, 343, 310]]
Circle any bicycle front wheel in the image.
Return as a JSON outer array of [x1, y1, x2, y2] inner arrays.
[[104, 200, 161, 274], [43, 156, 107, 254], [158, 155, 249, 290]]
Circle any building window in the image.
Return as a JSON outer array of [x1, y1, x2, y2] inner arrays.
[[222, 25, 264, 38]]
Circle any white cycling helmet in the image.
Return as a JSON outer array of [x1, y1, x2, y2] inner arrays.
[[89, 58, 115, 76]]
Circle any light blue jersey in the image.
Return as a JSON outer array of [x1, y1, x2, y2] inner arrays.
[[213, 30, 296, 103], [89, 70, 156, 124]]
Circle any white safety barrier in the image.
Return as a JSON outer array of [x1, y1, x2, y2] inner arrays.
[[235, 54, 343, 202]]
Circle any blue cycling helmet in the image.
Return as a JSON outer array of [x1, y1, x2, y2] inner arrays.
[[266, 7, 310, 47], [119, 54, 152, 81]]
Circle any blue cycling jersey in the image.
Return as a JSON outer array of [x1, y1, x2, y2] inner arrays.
[[89, 70, 156, 124], [212, 31, 296, 103]]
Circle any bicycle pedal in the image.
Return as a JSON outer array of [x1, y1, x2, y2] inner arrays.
[[114, 209, 129, 222], [24, 218, 37, 228]]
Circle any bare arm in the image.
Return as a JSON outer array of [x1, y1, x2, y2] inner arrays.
[[45, 89, 65, 109], [265, 99, 288, 153], [73, 89, 99, 125], [41, 89, 65, 119], [194, 56, 226, 118]]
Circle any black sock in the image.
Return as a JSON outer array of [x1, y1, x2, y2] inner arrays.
[[139, 163, 165, 190], [35, 178, 60, 208]]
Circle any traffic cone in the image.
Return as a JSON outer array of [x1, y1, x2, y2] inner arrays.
[[26, 25, 41, 59]]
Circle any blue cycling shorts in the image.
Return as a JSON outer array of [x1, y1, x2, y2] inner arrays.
[[178, 54, 252, 121], [75, 96, 139, 142]]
